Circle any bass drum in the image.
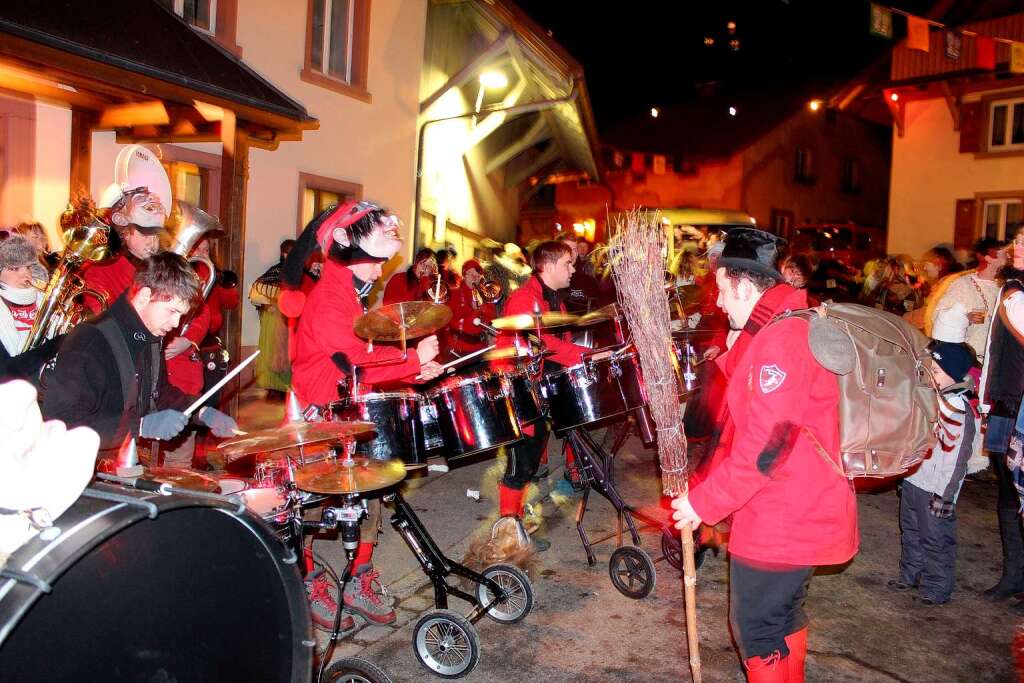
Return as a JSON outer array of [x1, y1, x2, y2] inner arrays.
[[0, 482, 313, 682]]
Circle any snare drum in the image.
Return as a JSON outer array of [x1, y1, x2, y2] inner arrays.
[[0, 482, 312, 681], [543, 351, 648, 432], [502, 368, 543, 427], [331, 389, 427, 464], [425, 372, 521, 458], [672, 339, 701, 397]]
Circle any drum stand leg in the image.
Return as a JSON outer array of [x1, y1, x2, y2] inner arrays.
[[385, 491, 506, 624]]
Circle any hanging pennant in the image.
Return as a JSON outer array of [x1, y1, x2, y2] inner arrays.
[[944, 31, 962, 61], [906, 15, 930, 52], [869, 3, 893, 39], [1012, 42, 1024, 74], [976, 35, 996, 70]]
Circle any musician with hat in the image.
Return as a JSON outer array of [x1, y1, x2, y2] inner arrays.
[[0, 235, 59, 382], [446, 259, 497, 356], [280, 201, 443, 629]]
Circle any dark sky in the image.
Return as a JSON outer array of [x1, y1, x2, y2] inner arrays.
[[515, 0, 937, 132]]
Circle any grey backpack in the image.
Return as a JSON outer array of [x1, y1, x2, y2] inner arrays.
[[778, 302, 939, 479]]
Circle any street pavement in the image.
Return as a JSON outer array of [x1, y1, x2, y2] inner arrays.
[[238, 391, 1017, 682]]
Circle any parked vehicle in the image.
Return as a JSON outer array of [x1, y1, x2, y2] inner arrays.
[[790, 223, 885, 268]]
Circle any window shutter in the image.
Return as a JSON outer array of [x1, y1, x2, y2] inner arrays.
[[953, 198, 976, 250], [959, 102, 982, 153]]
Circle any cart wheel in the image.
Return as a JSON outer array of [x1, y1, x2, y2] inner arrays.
[[608, 545, 657, 599], [413, 609, 481, 679], [323, 657, 395, 683], [661, 528, 707, 572], [476, 563, 534, 624]]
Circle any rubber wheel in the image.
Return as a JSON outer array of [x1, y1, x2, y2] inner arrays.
[[661, 528, 707, 572], [413, 609, 481, 679], [476, 563, 534, 624], [323, 657, 395, 683], [608, 545, 657, 599]]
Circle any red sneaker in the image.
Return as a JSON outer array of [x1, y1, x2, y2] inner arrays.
[[306, 573, 355, 631]]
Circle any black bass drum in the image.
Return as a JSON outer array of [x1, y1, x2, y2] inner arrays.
[[0, 482, 313, 681]]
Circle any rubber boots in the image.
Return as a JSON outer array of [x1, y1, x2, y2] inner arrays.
[[744, 651, 788, 683], [784, 628, 808, 683]]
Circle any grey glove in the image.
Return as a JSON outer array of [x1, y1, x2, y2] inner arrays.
[[928, 494, 955, 519], [140, 409, 188, 441], [198, 406, 238, 438]]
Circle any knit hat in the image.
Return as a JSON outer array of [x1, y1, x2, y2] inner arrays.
[[0, 235, 39, 270], [462, 259, 483, 276], [931, 303, 969, 343], [928, 340, 975, 383], [278, 200, 399, 318], [718, 228, 785, 281]]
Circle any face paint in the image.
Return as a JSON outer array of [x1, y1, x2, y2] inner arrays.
[[360, 214, 403, 259]]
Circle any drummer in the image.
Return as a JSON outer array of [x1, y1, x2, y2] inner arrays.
[[493, 239, 595, 550], [279, 200, 443, 629]]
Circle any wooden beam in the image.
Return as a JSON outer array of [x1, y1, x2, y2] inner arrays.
[[420, 29, 513, 114], [98, 101, 169, 128], [0, 59, 113, 110], [940, 81, 961, 131], [69, 108, 95, 201], [217, 110, 250, 417], [505, 142, 560, 188], [114, 122, 221, 144], [484, 116, 550, 175]]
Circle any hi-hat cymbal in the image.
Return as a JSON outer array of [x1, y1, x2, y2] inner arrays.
[[491, 311, 579, 331], [354, 301, 453, 341], [217, 421, 376, 460], [146, 467, 220, 493], [576, 304, 620, 326], [294, 457, 407, 495]]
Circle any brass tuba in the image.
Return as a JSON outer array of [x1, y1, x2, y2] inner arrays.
[[21, 212, 114, 352], [168, 202, 225, 299], [472, 276, 503, 307]]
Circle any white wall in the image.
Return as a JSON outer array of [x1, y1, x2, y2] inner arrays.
[[889, 94, 1024, 258], [32, 103, 71, 248]]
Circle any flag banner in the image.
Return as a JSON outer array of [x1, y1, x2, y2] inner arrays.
[[907, 15, 930, 52], [944, 31, 962, 60], [652, 155, 666, 175], [869, 3, 893, 39], [976, 35, 996, 69], [1012, 42, 1024, 74], [631, 152, 646, 173]]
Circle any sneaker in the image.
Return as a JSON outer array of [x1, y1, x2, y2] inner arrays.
[[343, 569, 397, 625], [886, 579, 914, 592], [513, 517, 549, 553], [306, 573, 355, 631], [918, 595, 949, 606]]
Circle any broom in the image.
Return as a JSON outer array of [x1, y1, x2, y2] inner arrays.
[[608, 208, 702, 683]]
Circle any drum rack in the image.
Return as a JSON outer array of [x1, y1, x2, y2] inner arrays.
[[563, 417, 705, 600]]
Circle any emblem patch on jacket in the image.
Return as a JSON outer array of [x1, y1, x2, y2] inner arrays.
[[759, 364, 787, 394]]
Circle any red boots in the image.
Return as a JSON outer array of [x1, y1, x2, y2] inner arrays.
[[743, 628, 808, 683]]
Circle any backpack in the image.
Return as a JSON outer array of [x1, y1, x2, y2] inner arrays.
[[778, 302, 938, 479]]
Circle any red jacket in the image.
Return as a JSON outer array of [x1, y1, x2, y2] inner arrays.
[[292, 260, 421, 406], [165, 304, 211, 395], [447, 281, 496, 355], [194, 260, 240, 336], [382, 271, 432, 306], [495, 275, 589, 369], [82, 255, 137, 314], [688, 285, 858, 567]]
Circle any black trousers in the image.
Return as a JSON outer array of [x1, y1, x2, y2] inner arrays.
[[898, 482, 957, 601], [729, 556, 813, 660], [503, 420, 549, 489]]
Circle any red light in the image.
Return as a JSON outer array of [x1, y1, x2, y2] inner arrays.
[[889, 92, 900, 102]]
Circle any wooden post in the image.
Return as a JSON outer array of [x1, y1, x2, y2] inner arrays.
[[217, 110, 250, 417], [69, 108, 95, 201], [681, 523, 702, 683]]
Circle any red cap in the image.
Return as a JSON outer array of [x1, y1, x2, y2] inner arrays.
[[462, 259, 483, 276]]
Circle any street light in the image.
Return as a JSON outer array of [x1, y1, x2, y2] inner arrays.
[[479, 70, 509, 90], [650, 107, 659, 118], [728, 106, 737, 117], [809, 99, 822, 112], [889, 92, 900, 102]]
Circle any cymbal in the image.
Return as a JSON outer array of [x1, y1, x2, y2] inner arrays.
[[146, 467, 220, 493], [217, 421, 376, 460], [481, 347, 554, 362], [576, 304, 620, 326], [294, 457, 407, 495], [354, 301, 452, 341], [491, 311, 579, 331]]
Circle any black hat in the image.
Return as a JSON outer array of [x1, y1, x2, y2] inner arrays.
[[718, 228, 786, 282], [928, 340, 976, 383]]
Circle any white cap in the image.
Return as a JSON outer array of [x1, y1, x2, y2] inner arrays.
[[98, 145, 172, 228], [932, 303, 969, 343]]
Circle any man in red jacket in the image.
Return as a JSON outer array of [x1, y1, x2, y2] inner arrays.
[[494, 240, 593, 549], [672, 228, 858, 683], [280, 200, 442, 630]]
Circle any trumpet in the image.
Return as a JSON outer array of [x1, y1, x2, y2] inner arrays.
[[471, 276, 503, 307], [424, 268, 449, 304]]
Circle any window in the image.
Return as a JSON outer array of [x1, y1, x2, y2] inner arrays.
[[163, 160, 210, 210], [794, 147, 815, 184], [989, 98, 1024, 151], [302, 0, 371, 101], [841, 158, 861, 193], [769, 209, 794, 238], [297, 173, 362, 234], [982, 198, 1023, 240], [157, 0, 216, 34]]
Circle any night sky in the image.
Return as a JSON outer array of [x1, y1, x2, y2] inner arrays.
[[514, 0, 938, 132]]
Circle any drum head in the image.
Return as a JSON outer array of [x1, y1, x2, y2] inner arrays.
[[0, 498, 310, 681]]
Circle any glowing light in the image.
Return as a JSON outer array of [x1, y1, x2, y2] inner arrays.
[[727, 21, 737, 33], [808, 99, 822, 112], [889, 92, 900, 102], [479, 70, 508, 90], [728, 106, 737, 117], [650, 107, 659, 118], [704, 37, 715, 46], [729, 38, 740, 51], [573, 222, 585, 236]]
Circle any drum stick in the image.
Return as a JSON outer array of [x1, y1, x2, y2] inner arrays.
[[414, 345, 495, 380], [184, 350, 260, 417]]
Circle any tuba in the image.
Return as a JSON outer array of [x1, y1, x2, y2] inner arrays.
[[472, 276, 503, 307], [168, 202, 225, 299], [21, 211, 114, 352]]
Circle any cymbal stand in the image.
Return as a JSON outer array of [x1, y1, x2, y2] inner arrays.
[[351, 308, 410, 401]]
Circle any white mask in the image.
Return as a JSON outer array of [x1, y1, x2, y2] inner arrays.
[[0, 285, 38, 306]]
